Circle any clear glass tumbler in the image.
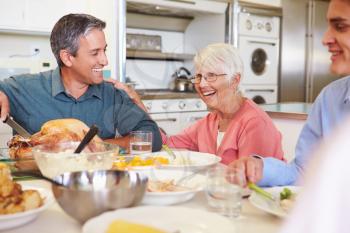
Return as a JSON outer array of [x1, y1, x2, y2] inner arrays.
[[129, 131, 153, 155], [206, 166, 244, 218]]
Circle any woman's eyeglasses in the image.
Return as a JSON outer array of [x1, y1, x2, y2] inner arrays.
[[190, 73, 227, 84]]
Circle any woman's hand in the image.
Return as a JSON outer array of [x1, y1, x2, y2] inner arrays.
[[105, 79, 147, 112]]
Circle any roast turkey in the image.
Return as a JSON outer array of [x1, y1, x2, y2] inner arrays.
[[8, 118, 102, 159]]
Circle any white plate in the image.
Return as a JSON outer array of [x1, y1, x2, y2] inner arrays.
[[155, 150, 221, 171], [249, 186, 300, 218], [83, 206, 236, 233], [117, 150, 221, 172], [141, 169, 206, 205], [0, 185, 54, 230]]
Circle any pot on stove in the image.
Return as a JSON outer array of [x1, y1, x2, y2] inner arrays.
[[169, 67, 194, 92]]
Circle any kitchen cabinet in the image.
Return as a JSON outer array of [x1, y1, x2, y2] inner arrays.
[[127, 50, 194, 61], [0, 0, 87, 35], [239, 0, 282, 7], [0, 0, 25, 30]]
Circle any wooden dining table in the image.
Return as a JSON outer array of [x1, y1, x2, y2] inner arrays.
[[5, 179, 284, 233]]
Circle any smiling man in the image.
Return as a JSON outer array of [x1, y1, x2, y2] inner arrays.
[[229, 0, 350, 187], [0, 14, 161, 151]]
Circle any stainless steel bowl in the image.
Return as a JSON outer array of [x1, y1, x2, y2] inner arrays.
[[51, 170, 148, 223]]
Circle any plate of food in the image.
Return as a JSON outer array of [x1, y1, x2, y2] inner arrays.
[[141, 169, 206, 205], [114, 150, 221, 172], [248, 186, 300, 218], [0, 163, 54, 230], [83, 206, 236, 233]]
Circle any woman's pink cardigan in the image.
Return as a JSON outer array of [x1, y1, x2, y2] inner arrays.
[[162, 99, 284, 165]]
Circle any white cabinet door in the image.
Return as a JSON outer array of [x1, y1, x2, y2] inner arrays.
[[25, 0, 63, 32], [0, 0, 87, 33], [0, 0, 25, 29]]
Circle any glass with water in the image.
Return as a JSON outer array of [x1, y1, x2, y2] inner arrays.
[[206, 166, 243, 218], [129, 131, 152, 155]]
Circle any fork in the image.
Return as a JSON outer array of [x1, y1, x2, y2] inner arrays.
[[162, 145, 176, 160], [174, 167, 208, 186]]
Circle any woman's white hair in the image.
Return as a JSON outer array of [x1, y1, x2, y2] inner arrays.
[[193, 43, 244, 80]]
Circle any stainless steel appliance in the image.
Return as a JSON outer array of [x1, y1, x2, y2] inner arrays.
[[280, 0, 341, 102], [142, 98, 208, 135], [169, 67, 194, 92]]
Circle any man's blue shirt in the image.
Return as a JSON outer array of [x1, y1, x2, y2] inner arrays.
[[259, 76, 350, 186], [0, 67, 162, 150]]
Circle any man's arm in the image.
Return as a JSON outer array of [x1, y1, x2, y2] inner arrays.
[[111, 87, 162, 152], [0, 91, 10, 121], [104, 135, 131, 151], [229, 92, 326, 187]]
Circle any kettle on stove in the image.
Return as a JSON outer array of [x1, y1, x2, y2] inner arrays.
[[169, 67, 194, 92]]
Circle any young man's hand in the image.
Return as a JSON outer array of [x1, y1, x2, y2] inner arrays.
[[227, 156, 264, 186]]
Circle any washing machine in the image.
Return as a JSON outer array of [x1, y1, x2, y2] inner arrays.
[[238, 12, 280, 86]]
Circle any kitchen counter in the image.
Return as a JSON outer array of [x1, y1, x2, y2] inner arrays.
[[260, 102, 312, 120], [138, 89, 199, 100], [260, 102, 312, 161]]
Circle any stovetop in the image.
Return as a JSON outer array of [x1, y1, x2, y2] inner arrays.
[[137, 89, 199, 100]]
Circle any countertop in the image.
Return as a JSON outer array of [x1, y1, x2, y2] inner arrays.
[[137, 89, 199, 100], [260, 102, 312, 120]]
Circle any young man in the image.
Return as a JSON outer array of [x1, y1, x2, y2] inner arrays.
[[0, 14, 161, 151], [228, 0, 350, 186]]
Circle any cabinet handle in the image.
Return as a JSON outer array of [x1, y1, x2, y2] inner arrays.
[[245, 89, 275, 93], [248, 41, 276, 46], [164, 0, 195, 4], [156, 118, 177, 122]]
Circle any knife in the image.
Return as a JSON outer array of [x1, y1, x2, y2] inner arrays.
[[3, 116, 31, 138]]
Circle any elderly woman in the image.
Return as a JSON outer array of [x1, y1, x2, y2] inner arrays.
[[161, 43, 284, 164], [111, 43, 284, 165]]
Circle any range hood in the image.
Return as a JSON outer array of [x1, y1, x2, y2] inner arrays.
[[127, 0, 228, 18]]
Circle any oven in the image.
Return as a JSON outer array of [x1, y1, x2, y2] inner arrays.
[[241, 85, 277, 104], [142, 98, 209, 135]]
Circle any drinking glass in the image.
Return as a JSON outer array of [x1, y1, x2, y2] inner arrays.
[[129, 131, 153, 155], [206, 166, 244, 218]]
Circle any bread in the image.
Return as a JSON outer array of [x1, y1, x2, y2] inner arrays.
[[0, 163, 43, 215]]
